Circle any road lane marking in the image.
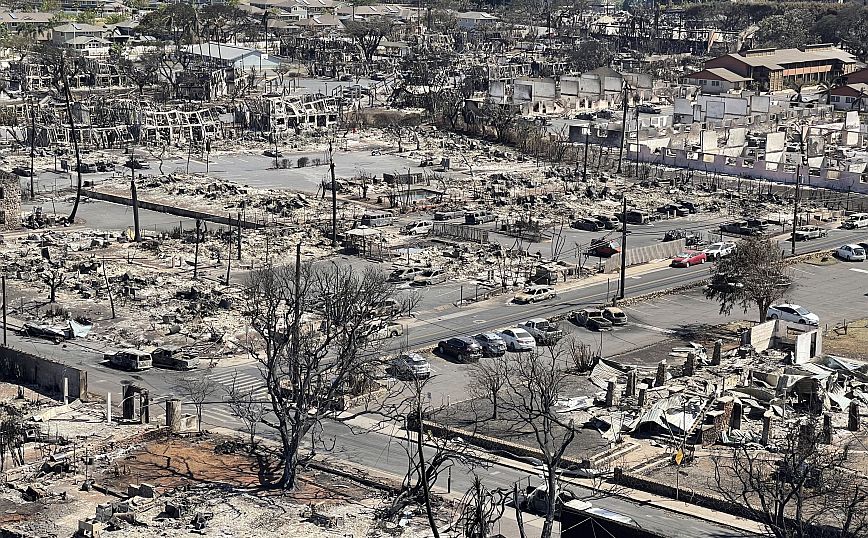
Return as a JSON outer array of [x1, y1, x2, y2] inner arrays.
[[631, 322, 676, 335], [850, 268, 868, 274]]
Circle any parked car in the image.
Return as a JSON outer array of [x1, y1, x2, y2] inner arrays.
[[436, 336, 483, 362], [465, 211, 496, 225], [404, 220, 433, 235], [473, 332, 507, 357], [571, 308, 613, 331], [152, 347, 200, 370], [365, 320, 404, 340], [388, 352, 431, 379], [498, 328, 537, 352], [636, 103, 662, 114], [433, 210, 463, 221], [658, 203, 689, 217], [703, 242, 737, 260], [766, 304, 819, 326], [602, 306, 627, 326], [719, 221, 761, 236], [836, 244, 866, 262], [263, 149, 283, 158], [587, 238, 620, 258], [792, 226, 827, 241], [663, 229, 700, 245], [513, 285, 556, 304], [571, 217, 603, 231], [518, 318, 564, 345], [388, 267, 425, 282], [370, 298, 401, 318], [842, 212, 868, 229], [412, 268, 448, 286], [124, 158, 149, 169], [594, 215, 620, 229], [677, 200, 700, 213], [670, 250, 707, 267], [360, 212, 394, 227]]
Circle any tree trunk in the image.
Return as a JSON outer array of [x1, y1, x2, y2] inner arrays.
[[416, 403, 440, 538], [63, 69, 84, 224]]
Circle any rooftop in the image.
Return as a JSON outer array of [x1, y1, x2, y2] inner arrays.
[[724, 46, 857, 70]]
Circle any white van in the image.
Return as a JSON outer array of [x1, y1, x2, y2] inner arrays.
[[842, 213, 868, 230]]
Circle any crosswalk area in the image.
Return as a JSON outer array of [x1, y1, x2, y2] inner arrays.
[[200, 368, 271, 428]]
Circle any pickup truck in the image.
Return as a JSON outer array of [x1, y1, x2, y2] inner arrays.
[[152, 347, 200, 370], [518, 318, 564, 345], [719, 220, 763, 236]]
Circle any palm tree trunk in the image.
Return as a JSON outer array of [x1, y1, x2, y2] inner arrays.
[[63, 67, 84, 224]]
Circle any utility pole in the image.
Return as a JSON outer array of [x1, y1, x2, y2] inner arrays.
[[2, 275, 6, 346], [791, 132, 806, 256], [29, 97, 36, 199], [617, 82, 629, 174], [130, 147, 141, 242], [225, 213, 232, 286], [329, 141, 337, 246], [292, 242, 302, 356], [582, 130, 590, 183], [193, 218, 201, 279], [618, 196, 628, 300], [236, 212, 242, 260]]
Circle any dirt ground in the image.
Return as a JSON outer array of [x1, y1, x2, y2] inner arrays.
[[822, 318, 868, 360], [1, 432, 435, 537]]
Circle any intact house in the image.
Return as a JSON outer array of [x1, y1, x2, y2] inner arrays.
[[51, 22, 106, 45], [701, 44, 859, 92], [180, 42, 280, 71], [683, 68, 752, 94], [456, 11, 499, 30], [0, 12, 54, 33], [829, 83, 868, 112]]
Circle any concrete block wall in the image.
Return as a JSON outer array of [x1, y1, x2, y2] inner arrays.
[[0, 346, 87, 398]]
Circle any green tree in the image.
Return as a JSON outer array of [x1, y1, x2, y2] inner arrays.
[[755, 10, 817, 49], [704, 236, 791, 323], [75, 10, 96, 24]]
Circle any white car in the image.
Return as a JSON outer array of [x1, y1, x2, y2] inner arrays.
[[389, 352, 431, 379], [404, 220, 433, 235], [836, 244, 866, 262], [513, 285, 556, 304], [703, 242, 736, 260], [498, 328, 537, 352], [766, 304, 819, 326]]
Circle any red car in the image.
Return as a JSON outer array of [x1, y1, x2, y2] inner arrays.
[[670, 250, 706, 267]]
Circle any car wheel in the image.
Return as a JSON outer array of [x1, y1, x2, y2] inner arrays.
[[437, 345, 445, 355], [798, 319, 806, 325], [770, 314, 779, 320], [390, 331, 399, 337], [508, 343, 515, 352]]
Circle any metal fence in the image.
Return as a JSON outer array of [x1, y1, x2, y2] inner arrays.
[[431, 223, 489, 243]]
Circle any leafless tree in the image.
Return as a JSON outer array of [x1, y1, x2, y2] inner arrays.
[[242, 261, 415, 489], [498, 347, 577, 538], [225, 371, 268, 451], [380, 373, 482, 537], [454, 475, 506, 538], [705, 236, 792, 322], [41, 262, 67, 304], [713, 420, 868, 538], [468, 357, 509, 420], [173, 371, 218, 432]]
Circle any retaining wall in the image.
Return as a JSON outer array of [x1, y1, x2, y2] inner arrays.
[[83, 190, 263, 229], [0, 346, 87, 398]]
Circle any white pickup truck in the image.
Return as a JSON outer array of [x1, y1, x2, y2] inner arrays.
[[518, 318, 564, 346]]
